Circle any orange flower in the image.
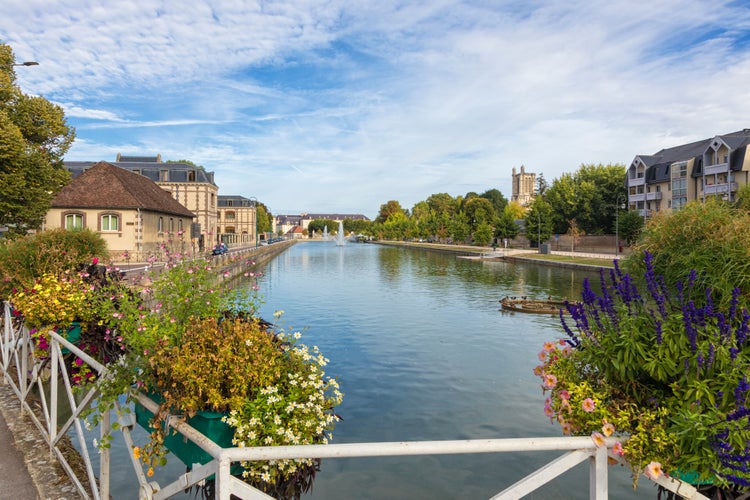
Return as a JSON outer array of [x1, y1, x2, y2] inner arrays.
[[644, 461, 662, 480], [591, 431, 605, 447]]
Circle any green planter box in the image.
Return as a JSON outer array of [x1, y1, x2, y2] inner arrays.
[[61, 322, 81, 354], [134, 398, 237, 470]]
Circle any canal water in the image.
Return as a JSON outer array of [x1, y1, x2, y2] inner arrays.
[[105, 241, 649, 498], [251, 242, 645, 499]]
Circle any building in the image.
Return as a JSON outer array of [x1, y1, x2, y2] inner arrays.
[[626, 129, 750, 216], [217, 195, 257, 246], [66, 155, 219, 247], [45, 161, 195, 260], [511, 166, 536, 206], [275, 213, 370, 236]]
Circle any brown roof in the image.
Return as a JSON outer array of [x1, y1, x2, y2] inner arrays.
[[51, 161, 195, 218]]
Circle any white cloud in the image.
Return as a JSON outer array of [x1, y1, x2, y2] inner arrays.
[[4, 0, 750, 217]]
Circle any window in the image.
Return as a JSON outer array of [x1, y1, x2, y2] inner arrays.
[[65, 213, 84, 230], [158, 217, 164, 233], [225, 226, 236, 234], [226, 200, 233, 207], [169, 218, 174, 232], [178, 219, 183, 232], [159, 170, 169, 181], [225, 211, 235, 220], [188, 171, 196, 182], [101, 214, 119, 231]]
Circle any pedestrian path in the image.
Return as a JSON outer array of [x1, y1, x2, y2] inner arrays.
[[0, 382, 78, 499]]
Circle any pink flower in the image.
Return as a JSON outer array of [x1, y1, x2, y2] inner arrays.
[[74, 357, 84, 367], [559, 390, 570, 400], [92, 257, 99, 265], [561, 422, 572, 435], [543, 373, 558, 389], [543, 341, 556, 352], [644, 461, 662, 480], [537, 350, 547, 361], [582, 398, 595, 412], [602, 422, 615, 437], [612, 441, 625, 456], [591, 431, 605, 447]]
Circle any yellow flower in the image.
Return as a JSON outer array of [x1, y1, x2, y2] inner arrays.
[[591, 431, 605, 447], [147, 467, 154, 477], [602, 422, 615, 437], [132, 446, 141, 459]]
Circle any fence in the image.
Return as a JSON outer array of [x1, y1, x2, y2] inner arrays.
[[0, 302, 707, 499]]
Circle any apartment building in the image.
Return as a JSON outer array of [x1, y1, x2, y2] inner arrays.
[[626, 129, 750, 216]]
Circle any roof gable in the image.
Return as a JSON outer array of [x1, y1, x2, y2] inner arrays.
[[51, 161, 195, 218]]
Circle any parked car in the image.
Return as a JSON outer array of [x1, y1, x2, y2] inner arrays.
[[212, 243, 228, 255]]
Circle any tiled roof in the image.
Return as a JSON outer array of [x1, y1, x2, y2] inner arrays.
[[52, 161, 195, 218]]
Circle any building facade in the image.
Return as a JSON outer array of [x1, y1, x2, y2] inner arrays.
[[217, 195, 257, 246], [66, 155, 219, 248], [626, 129, 750, 216], [511, 166, 536, 206], [45, 162, 195, 260]]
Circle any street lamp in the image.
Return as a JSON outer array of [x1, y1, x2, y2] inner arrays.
[[615, 196, 624, 257], [249, 196, 258, 248], [537, 210, 541, 250]]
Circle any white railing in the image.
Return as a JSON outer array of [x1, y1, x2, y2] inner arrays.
[[1, 302, 708, 499]]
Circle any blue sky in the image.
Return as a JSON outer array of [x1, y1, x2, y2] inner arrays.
[[3, 1, 750, 219]]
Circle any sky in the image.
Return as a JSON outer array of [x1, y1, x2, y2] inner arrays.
[[3, 1, 750, 219]]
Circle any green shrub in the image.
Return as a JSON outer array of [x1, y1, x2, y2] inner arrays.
[[0, 228, 107, 299], [623, 200, 750, 307]]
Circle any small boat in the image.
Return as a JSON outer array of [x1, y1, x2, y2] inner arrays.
[[499, 296, 571, 315]]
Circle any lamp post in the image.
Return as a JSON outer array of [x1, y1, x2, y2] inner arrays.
[[615, 196, 624, 257], [537, 210, 541, 249], [249, 196, 258, 248]]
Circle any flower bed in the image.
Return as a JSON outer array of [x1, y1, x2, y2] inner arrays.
[[536, 252, 750, 492]]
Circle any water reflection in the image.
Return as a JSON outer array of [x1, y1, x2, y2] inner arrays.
[[252, 242, 641, 500]]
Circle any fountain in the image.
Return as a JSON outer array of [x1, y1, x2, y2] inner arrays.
[[335, 220, 346, 246], [322, 225, 329, 240]]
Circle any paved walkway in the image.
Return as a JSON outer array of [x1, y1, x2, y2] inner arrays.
[[0, 382, 79, 499]]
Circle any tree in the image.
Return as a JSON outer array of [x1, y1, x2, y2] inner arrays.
[[463, 196, 495, 232], [494, 211, 520, 241], [536, 173, 548, 197], [473, 221, 493, 246], [617, 210, 644, 246], [375, 200, 406, 224], [504, 201, 526, 221], [479, 188, 507, 216], [0, 44, 75, 237], [256, 204, 272, 234], [524, 199, 554, 247]]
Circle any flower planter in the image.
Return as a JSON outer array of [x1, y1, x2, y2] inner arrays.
[[60, 322, 82, 354], [134, 397, 240, 472], [671, 469, 714, 486]]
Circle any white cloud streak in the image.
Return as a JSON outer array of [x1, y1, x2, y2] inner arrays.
[[3, 0, 750, 217]]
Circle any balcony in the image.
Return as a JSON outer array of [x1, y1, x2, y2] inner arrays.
[[704, 182, 738, 196], [627, 176, 645, 187], [705, 162, 729, 175], [645, 192, 662, 201], [629, 193, 646, 203]]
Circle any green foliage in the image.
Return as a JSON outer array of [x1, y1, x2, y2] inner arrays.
[[0, 44, 75, 236], [478, 188, 507, 216], [0, 228, 107, 299], [494, 211, 520, 240], [624, 200, 750, 307], [543, 163, 626, 235], [375, 200, 407, 224], [472, 221, 493, 246], [538, 255, 750, 490], [617, 209, 644, 246], [524, 199, 554, 245]]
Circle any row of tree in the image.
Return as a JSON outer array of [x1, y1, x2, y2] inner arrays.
[[345, 163, 646, 246]]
